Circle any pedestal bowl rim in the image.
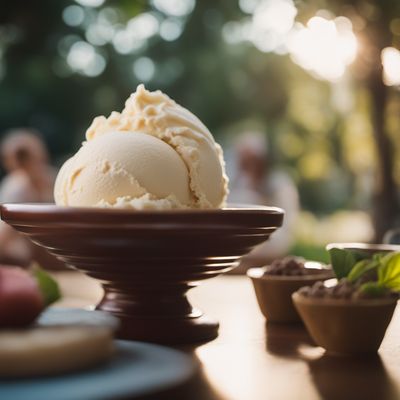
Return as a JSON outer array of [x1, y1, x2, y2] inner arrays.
[[0, 203, 284, 229]]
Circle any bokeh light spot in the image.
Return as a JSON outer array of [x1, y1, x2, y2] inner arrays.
[[133, 57, 156, 82], [75, 0, 105, 7], [63, 5, 85, 27], [66, 41, 106, 77], [381, 47, 400, 86], [152, 0, 195, 17], [160, 19, 183, 41], [287, 15, 357, 81]]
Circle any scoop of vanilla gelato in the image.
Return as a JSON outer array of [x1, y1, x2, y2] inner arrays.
[[54, 85, 228, 209]]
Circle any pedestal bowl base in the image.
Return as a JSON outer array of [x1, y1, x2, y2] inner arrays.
[[97, 287, 219, 344], [111, 314, 219, 344]]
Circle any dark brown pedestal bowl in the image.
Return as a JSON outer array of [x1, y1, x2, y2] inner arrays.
[[0, 203, 283, 344]]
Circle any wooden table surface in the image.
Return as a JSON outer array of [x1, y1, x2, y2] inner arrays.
[[54, 272, 400, 400]]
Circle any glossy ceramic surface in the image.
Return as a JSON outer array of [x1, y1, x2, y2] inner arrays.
[[1, 203, 283, 344]]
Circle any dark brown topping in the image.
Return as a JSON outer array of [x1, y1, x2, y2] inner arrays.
[[263, 256, 329, 277], [298, 279, 398, 300], [298, 279, 355, 299]]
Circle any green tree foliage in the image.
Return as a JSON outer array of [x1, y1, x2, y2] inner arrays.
[[0, 0, 399, 231]]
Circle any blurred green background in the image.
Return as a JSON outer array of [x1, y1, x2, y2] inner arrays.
[[1, 0, 400, 262]]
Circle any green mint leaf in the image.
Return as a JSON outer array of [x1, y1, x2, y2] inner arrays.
[[359, 282, 387, 297], [328, 248, 362, 279], [377, 253, 400, 292], [32, 267, 61, 306], [373, 253, 386, 263], [347, 259, 379, 283]]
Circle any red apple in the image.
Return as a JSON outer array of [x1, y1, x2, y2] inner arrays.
[[0, 266, 44, 327]]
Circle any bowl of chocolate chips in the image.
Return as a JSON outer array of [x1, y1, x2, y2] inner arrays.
[[247, 257, 333, 323]]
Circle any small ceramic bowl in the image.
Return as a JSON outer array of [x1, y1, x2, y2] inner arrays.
[[292, 242, 400, 354], [1, 203, 283, 344], [247, 262, 333, 323], [292, 292, 397, 354]]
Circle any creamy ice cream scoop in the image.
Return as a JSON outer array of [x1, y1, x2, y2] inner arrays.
[[54, 85, 228, 209]]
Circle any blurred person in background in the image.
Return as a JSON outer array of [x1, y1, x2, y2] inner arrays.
[[0, 129, 61, 268], [228, 132, 299, 272], [0, 129, 55, 202]]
